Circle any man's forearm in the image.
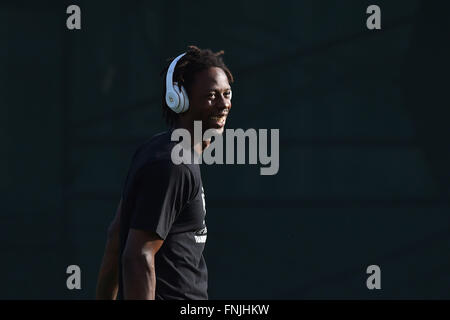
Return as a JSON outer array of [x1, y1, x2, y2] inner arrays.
[[122, 254, 156, 300], [96, 199, 122, 300], [96, 237, 119, 299]]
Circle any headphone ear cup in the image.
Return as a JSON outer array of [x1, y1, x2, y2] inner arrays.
[[173, 83, 184, 113], [166, 88, 180, 112], [180, 85, 189, 112]]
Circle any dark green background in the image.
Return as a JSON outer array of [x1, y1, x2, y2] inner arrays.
[[1, 0, 449, 299]]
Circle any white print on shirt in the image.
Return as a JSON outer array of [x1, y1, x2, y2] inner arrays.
[[201, 186, 206, 214], [194, 226, 207, 243], [195, 187, 207, 243]]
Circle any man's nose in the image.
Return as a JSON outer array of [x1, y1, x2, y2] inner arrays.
[[217, 93, 231, 109]]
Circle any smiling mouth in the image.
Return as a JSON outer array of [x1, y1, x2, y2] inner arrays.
[[210, 115, 227, 127]]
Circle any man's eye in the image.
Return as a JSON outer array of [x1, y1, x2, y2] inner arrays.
[[224, 91, 231, 97], [207, 94, 215, 99]]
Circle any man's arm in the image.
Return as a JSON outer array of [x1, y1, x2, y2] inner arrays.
[[96, 199, 122, 300], [121, 229, 164, 300]]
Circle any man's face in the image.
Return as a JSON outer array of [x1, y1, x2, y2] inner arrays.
[[186, 67, 232, 135]]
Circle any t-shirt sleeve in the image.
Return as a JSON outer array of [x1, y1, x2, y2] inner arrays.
[[130, 161, 194, 240]]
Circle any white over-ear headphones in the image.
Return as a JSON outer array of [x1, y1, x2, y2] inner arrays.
[[165, 53, 189, 113]]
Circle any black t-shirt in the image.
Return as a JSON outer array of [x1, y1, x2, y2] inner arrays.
[[117, 130, 208, 300]]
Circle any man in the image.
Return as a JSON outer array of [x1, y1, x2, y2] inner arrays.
[[96, 45, 234, 300]]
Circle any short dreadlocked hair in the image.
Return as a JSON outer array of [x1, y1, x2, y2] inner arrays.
[[160, 45, 234, 127]]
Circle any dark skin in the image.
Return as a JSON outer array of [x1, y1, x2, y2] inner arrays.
[[95, 199, 122, 299], [177, 66, 232, 153], [96, 66, 232, 300]]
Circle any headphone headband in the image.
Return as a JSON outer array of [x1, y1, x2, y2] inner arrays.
[[166, 53, 186, 95]]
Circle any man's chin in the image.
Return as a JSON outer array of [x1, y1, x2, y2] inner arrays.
[[204, 119, 226, 135], [207, 127, 224, 135]]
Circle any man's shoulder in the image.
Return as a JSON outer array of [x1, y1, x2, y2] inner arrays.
[[135, 130, 176, 162], [129, 129, 200, 182]]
